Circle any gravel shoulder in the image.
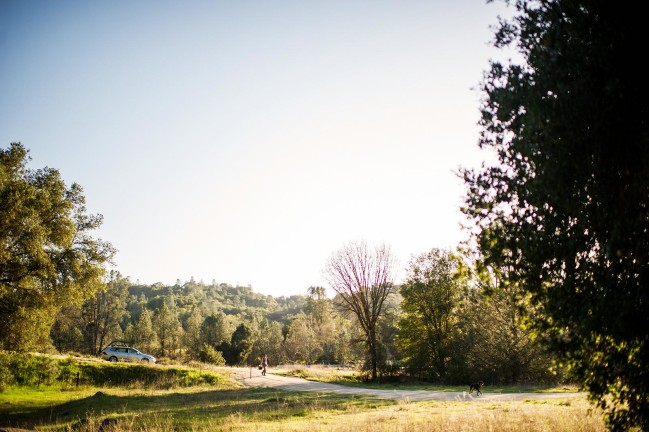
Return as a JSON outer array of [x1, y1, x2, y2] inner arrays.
[[228, 367, 586, 402]]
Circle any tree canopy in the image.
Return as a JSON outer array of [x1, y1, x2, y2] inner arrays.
[[0, 143, 115, 350], [462, 1, 648, 429], [398, 249, 464, 382]]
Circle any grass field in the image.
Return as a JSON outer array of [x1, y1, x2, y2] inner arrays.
[[0, 357, 604, 431], [0, 385, 605, 431], [272, 364, 581, 393]]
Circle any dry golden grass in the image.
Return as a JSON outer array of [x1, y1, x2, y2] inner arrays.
[[273, 364, 358, 381], [56, 394, 604, 432], [220, 398, 605, 432]]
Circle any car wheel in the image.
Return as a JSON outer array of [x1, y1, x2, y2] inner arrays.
[[109, 356, 118, 362], [141, 358, 149, 363]]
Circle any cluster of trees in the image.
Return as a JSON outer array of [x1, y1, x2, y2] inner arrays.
[[41, 238, 557, 386], [3, 0, 647, 428], [47, 272, 364, 369], [0, 155, 552, 383], [397, 250, 555, 385], [321, 242, 557, 384]]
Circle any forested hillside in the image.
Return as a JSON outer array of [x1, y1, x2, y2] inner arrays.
[[2, 142, 560, 386], [50, 275, 325, 366]]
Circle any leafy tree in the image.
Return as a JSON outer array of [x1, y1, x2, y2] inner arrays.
[[220, 323, 254, 365], [51, 305, 85, 353], [397, 249, 465, 382], [201, 312, 232, 349], [376, 291, 402, 375], [306, 286, 328, 322], [153, 301, 182, 358], [183, 308, 203, 360], [249, 318, 285, 366], [461, 1, 648, 428], [124, 308, 158, 354], [284, 313, 321, 363], [266, 321, 287, 364], [465, 263, 557, 384], [324, 241, 397, 381], [303, 286, 342, 363], [331, 315, 362, 365], [0, 143, 114, 350], [80, 271, 129, 355], [4, 305, 59, 352]]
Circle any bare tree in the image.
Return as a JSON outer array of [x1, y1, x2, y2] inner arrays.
[[324, 241, 396, 381]]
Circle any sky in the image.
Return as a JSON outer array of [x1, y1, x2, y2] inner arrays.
[[0, 0, 512, 297]]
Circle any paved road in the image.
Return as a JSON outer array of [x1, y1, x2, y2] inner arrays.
[[228, 368, 585, 402]]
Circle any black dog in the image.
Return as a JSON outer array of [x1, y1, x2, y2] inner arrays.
[[469, 381, 484, 396]]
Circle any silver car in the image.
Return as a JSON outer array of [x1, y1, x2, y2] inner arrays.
[[100, 345, 156, 363]]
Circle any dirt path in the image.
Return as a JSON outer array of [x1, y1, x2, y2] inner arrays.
[[228, 367, 585, 402]]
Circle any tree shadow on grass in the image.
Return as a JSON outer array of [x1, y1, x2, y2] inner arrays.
[[0, 387, 394, 430]]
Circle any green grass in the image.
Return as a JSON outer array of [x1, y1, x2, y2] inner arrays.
[[0, 384, 395, 431], [0, 384, 603, 432], [0, 356, 600, 431]]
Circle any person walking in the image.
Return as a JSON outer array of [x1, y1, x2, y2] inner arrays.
[[261, 353, 268, 376]]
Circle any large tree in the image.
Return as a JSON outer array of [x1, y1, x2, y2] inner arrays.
[[0, 143, 114, 350], [462, 1, 648, 429], [397, 249, 465, 382], [324, 241, 396, 381]]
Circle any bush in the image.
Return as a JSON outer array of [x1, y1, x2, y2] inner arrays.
[[58, 358, 81, 387], [0, 352, 60, 388], [0, 356, 13, 391], [0, 351, 227, 390], [198, 344, 226, 366]]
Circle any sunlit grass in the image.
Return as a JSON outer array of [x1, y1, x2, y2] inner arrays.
[[273, 365, 580, 393], [0, 360, 599, 431], [0, 385, 603, 432]]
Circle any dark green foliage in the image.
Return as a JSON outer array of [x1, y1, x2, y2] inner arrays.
[[462, 0, 648, 429], [46, 271, 311, 360], [201, 313, 231, 348], [222, 323, 254, 366], [397, 249, 467, 383]]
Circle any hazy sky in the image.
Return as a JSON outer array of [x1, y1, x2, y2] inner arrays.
[[0, 0, 511, 296]]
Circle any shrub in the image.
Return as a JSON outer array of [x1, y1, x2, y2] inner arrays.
[[0, 352, 60, 387], [0, 352, 227, 390], [0, 356, 13, 391], [198, 344, 226, 366], [58, 358, 81, 387]]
